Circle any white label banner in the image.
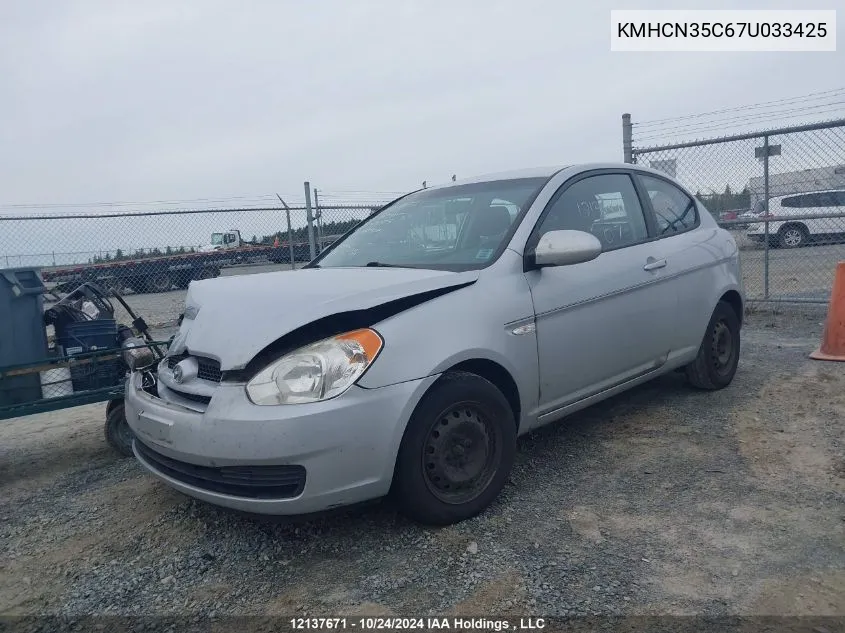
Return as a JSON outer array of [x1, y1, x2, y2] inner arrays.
[[611, 10, 837, 52]]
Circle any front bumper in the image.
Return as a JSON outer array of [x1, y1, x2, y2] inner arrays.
[[125, 372, 437, 515]]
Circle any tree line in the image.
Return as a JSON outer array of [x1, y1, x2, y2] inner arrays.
[[695, 185, 751, 214], [89, 245, 198, 264], [258, 218, 361, 244], [86, 218, 363, 264]]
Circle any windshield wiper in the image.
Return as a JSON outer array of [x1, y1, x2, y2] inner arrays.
[[365, 261, 403, 267]]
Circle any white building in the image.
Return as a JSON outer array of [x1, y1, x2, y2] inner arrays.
[[747, 164, 845, 206]]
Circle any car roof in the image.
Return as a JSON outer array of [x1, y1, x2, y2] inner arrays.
[[428, 162, 677, 190], [771, 188, 845, 200], [434, 166, 568, 187]]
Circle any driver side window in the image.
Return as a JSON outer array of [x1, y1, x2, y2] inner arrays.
[[535, 174, 648, 251]]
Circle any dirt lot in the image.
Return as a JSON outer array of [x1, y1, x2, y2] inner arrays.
[[1, 305, 843, 621], [737, 237, 845, 301]]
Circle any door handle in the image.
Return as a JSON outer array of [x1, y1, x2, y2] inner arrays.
[[643, 258, 667, 271]]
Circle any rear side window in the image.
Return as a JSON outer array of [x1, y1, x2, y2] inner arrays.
[[638, 175, 698, 236], [781, 194, 818, 208], [781, 192, 845, 208]]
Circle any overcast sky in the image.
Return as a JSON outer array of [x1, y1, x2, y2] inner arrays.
[[1, 0, 843, 212]]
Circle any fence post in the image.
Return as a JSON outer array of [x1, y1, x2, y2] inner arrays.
[[622, 113, 633, 164], [275, 194, 297, 270], [313, 188, 323, 252], [763, 134, 770, 300], [304, 181, 317, 261]]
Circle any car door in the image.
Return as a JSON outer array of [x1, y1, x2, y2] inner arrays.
[[803, 191, 845, 237], [634, 173, 719, 357], [524, 171, 676, 416]]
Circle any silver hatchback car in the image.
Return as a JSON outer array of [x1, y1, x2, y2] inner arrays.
[[126, 163, 743, 525]]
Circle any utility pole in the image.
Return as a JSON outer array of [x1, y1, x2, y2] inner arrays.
[[304, 181, 317, 261], [275, 194, 297, 270]]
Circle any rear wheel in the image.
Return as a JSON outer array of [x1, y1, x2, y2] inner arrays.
[[778, 224, 808, 249], [685, 301, 741, 390], [175, 267, 217, 288], [198, 266, 218, 280], [96, 277, 124, 295], [143, 272, 173, 293], [174, 272, 192, 289], [392, 371, 516, 525], [104, 401, 135, 457]]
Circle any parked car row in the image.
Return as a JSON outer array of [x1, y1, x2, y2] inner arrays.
[[716, 190, 845, 248]]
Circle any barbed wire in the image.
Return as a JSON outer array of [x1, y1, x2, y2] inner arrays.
[[634, 102, 845, 141], [635, 87, 845, 128], [632, 117, 845, 153]]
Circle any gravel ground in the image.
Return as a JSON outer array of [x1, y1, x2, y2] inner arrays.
[[1, 304, 843, 621]]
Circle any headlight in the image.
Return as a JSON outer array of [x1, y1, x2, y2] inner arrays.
[[122, 337, 156, 371], [245, 328, 383, 405]]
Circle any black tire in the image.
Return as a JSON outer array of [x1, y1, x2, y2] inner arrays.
[[685, 301, 741, 390], [143, 272, 173, 294], [96, 277, 123, 295], [174, 272, 192, 289], [104, 401, 135, 457], [777, 224, 808, 249], [198, 267, 218, 280], [176, 267, 217, 288], [392, 371, 517, 526]]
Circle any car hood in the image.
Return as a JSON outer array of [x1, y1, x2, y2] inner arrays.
[[168, 266, 480, 370]]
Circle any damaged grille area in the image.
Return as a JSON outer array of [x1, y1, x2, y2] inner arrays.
[[135, 441, 306, 500], [165, 388, 211, 406], [166, 353, 222, 383]]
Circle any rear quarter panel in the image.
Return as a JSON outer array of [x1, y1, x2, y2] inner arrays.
[[669, 205, 743, 359]]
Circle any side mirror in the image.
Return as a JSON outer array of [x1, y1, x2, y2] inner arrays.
[[533, 230, 602, 267]]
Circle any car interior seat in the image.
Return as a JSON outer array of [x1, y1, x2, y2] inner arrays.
[[465, 205, 513, 249]]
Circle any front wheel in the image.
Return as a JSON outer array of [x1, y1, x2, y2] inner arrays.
[[392, 371, 516, 525], [685, 301, 741, 390], [104, 401, 135, 457]]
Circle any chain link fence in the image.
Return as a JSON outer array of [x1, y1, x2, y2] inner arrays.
[[6, 116, 844, 342], [628, 118, 845, 304], [0, 202, 384, 334]]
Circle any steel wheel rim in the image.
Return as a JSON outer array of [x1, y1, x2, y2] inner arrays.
[[784, 229, 802, 246], [711, 320, 735, 376], [421, 402, 500, 505]]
